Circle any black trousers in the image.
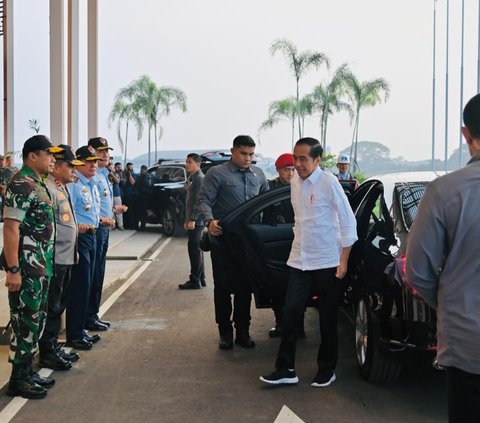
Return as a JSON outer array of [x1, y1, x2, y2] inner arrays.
[[276, 267, 338, 372], [39, 264, 72, 349], [86, 226, 109, 324], [66, 233, 96, 341], [187, 226, 205, 283], [210, 242, 252, 338], [446, 366, 480, 423]]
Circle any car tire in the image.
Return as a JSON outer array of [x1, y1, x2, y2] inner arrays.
[[355, 292, 402, 382], [161, 206, 183, 237]]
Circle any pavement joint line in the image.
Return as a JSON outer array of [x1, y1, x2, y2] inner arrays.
[[107, 230, 136, 251], [0, 236, 172, 422]]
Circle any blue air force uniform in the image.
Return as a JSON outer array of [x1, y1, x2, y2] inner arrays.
[[66, 148, 101, 346]]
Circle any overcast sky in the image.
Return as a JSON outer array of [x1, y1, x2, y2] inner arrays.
[[3, 0, 480, 164]]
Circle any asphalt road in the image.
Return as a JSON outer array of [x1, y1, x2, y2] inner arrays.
[[0, 236, 447, 423]]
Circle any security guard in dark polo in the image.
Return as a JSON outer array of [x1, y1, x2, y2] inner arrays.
[[38, 145, 85, 370], [197, 135, 269, 350], [3, 135, 62, 399], [86, 137, 126, 331], [65, 146, 102, 350]]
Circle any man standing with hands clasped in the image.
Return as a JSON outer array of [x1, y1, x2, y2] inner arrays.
[[85, 137, 127, 332], [260, 137, 357, 388], [178, 153, 206, 290], [38, 145, 85, 371]]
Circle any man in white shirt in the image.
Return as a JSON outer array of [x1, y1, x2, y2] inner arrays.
[[260, 137, 357, 388]]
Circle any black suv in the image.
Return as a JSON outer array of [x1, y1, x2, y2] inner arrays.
[[146, 152, 231, 236]]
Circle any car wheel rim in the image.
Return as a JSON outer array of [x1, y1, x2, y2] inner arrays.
[[355, 299, 368, 366], [163, 210, 174, 233]]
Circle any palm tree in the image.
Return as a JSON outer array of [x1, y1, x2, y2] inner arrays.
[[117, 76, 188, 165], [310, 64, 352, 149], [270, 38, 330, 139], [108, 97, 143, 167], [152, 87, 187, 163], [258, 97, 297, 149], [344, 72, 390, 171]]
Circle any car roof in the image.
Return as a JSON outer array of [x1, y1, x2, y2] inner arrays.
[[365, 171, 446, 209]]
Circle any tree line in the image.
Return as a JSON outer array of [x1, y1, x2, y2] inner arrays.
[[259, 38, 390, 171]]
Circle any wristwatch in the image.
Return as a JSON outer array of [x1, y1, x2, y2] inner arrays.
[[5, 265, 20, 274]]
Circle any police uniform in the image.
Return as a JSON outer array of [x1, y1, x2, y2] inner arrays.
[[38, 146, 84, 369], [66, 147, 101, 348], [86, 137, 114, 330]]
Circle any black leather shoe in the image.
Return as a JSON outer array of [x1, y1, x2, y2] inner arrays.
[[97, 318, 111, 327], [66, 338, 93, 350], [178, 280, 201, 289], [29, 370, 56, 388], [84, 333, 101, 344], [56, 347, 80, 362], [85, 321, 108, 331], [218, 337, 234, 350], [235, 335, 256, 348], [200, 280, 207, 287], [268, 326, 282, 338], [39, 353, 72, 371]]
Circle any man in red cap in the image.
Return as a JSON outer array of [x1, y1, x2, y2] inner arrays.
[[264, 153, 299, 338], [271, 153, 295, 189]]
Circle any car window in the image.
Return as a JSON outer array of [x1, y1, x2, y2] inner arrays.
[[155, 167, 169, 182], [394, 182, 428, 232], [168, 167, 186, 183]]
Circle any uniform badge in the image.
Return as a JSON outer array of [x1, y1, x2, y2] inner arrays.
[[103, 189, 109, 197], [82, 187, 88, 193], [85, 204, 92, 211]]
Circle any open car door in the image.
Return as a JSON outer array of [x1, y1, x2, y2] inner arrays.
[[217, 186, 293, 308]]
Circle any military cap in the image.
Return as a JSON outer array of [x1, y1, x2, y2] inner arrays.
[[22, 135, 63, 158], [88, 137, 113, 151], [76, 145, 102, 162], [54, 144, 84, 166]]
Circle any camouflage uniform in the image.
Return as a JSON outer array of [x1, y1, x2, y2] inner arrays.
[[0, 166, 15, 186], [0, 166, 15, 217], [3, 166, 55, 364]]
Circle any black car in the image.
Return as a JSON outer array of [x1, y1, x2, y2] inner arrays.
[[146, 152, 232, 236], [213, 171, 445, 382]]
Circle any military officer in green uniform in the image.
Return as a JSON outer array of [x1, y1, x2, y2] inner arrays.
[[3, 135, 63, 399]]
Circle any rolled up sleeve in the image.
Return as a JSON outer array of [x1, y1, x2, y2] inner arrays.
[[332, 181, 357, 248], [197, 170, 220, 223]]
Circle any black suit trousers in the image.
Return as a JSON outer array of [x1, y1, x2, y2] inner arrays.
[[276, 267, 338, 372], [210, 241, 252, 337]]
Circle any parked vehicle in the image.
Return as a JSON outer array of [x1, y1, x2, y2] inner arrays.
[[213, 171, 445, 382], [146, 152, 232, 236]]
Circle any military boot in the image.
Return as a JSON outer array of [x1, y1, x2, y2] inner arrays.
[[39, 341, 72, 371], [6, 363, 47, 399], [26, 365, 56, 389]]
